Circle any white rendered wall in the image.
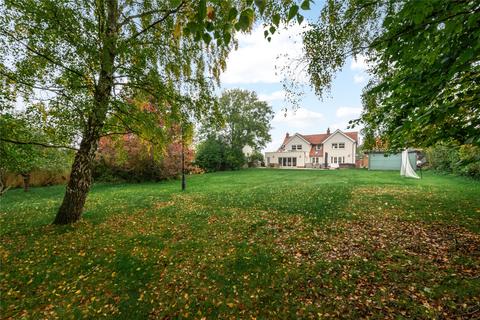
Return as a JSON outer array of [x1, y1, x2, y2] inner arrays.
[[323, 132, 356, 164]]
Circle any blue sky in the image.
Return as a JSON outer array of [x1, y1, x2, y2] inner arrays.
[[219, 6, 369, 152]]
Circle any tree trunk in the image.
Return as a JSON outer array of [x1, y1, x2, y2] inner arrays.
[[53, 0, 118, 224], [53, 133, 99, 224], [21, 173, 30, 192]]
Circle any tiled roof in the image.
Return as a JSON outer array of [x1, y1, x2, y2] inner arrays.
[[344, 132, 359, 142], [277, 130, 359, 152], [309, 146, 324, 157], [301, 131, 359, 144], [301, 133, 329, 145], [277, 134, 291, 151]]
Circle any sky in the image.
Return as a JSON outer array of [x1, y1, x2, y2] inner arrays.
[[218, 8, 370, 153]]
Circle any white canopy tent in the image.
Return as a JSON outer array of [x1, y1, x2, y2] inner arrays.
[[400, 149, 420, 179]]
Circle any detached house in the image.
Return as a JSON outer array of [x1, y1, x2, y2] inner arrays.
[[265, 128, 358, 168]]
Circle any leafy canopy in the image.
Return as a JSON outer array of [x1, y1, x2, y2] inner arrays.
[[0, 0, 310, 146], [201, 89, 274, 151], [302, 0, 480, 150], [0, 110, 74, 176]]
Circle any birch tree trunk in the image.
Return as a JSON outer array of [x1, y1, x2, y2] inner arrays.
[[53, 0, 118, 224]]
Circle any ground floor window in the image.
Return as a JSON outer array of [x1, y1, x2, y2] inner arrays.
[[330, 156, 346, 164], [279, 157, 297, 167]]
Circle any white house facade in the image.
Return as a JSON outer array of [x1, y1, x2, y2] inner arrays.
[[265, 128, 358, 168]]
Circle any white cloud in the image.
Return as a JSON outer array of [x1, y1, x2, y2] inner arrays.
[[350, 54, 369, 71], [258, 90, 285, 103], [272, 107, 324, 129], [220, 23, 309, 84], [353, 74, 366, 84], [336, 107, 362, 118]]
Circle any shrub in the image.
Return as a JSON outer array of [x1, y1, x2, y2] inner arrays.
[[93, 134, 198, 183], [426, 142, 480, 179], [195, 137, 246, 172]]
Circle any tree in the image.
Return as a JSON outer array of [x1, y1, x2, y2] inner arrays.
[[94, 126, 196, 182], [205, 89, 273, 150], [0, 112, 73, 192], [1, 0, 309, 224], [301, 0, 480, 151], [195, 135, 246, 171], [247, 150, 264, 167], [197, 89, 273, 171], [195, 136, 227, 172]]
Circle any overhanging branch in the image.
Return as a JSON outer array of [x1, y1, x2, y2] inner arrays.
[[127, 1, 186, 41], [0, 138, 78, 151]]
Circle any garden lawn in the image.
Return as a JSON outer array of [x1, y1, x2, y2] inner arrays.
[[1, 169, 479, 319]]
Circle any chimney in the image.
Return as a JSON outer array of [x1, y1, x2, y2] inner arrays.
[[286, 132, 290, 138], [327, 127, 330, 135]]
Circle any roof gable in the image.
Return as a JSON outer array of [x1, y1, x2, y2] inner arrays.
[[322, 129, 357, 144], [277, 130, 358, 151]]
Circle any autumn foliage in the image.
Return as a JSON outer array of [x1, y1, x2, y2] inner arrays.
[[94, 133, 200, 182]]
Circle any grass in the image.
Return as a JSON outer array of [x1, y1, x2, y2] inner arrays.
[[1, 169, 479, 319]]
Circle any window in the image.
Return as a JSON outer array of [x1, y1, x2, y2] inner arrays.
[[334, 157, 338, 164], [339, 143, 345, 149], [343, 156, 345, 163], [292, 145, 297, 150], [331, 156, 333, 163], [332, 143, 338, 149], [293, 158, 297, 166], [267, 157, 270, 165], [283, 158, 287, 166], [297, 145, 302, 150], [316, 144, 322, 150], [278, 157, 282, 165], [287, 157, 292, 166], [338, 157, 342, 164]]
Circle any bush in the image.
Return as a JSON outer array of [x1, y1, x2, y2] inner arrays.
[[195, 137, 246, 172], [93, 134, 199, 183], [426, 142, 480, 179], [247, 151, 264, 167]]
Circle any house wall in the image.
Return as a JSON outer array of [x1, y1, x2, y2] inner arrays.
[[284, 136, 311, 154], [265, 151, 308, 167], [323, 132, 356, 165]]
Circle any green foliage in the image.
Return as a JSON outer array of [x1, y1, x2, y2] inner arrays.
[[203, 89, 273, 149], [427, 143, 480, 179], [224, 145, 246, 170], [247, 150, 264, 167], [302, 0, 480, 150], [1, 170, 479, 318], [0, 111, 73, 183], [198, 89, 272, 171], [0, 0, 308, 221], [195, 136, 245, 172], [0, 0, 306, 145]]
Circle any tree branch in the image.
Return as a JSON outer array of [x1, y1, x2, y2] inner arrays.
[[127, 1, 186, 41], [0, 138, 78, 151], [0, 29, 86, 79]]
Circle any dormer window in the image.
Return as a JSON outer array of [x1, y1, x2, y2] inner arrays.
[[316, 144, 322, 150]]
